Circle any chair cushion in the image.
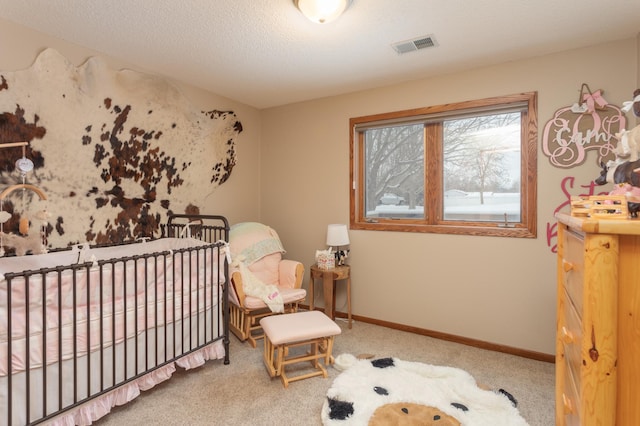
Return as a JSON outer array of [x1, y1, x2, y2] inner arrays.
[[248, 252, 281, 286], [260, 311, 341, 345], [229, 277, 241, 306], [243, 287, 306, 310]]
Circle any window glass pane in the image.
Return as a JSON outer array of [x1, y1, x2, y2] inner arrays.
[[442, 112, 521, 223], [364, 124, 424, 219], [351, 92, 536, 237]]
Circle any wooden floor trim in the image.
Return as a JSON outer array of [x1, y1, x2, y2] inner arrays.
[[304, 306, 555, 363]]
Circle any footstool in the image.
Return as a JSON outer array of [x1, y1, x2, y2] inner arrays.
[[260, 310, 341, 388]]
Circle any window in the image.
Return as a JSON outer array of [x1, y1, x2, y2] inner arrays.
[[350, 92, 537, 237]]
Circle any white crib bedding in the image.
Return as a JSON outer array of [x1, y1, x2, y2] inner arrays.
[[0, 237, 224, 376], [0, 237, 211, 274], [1, 319, 226, 426], [0, 237, 228, 425]]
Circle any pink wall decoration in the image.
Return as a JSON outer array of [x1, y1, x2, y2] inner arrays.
[[542, 84, 626, 168], [545, 176, 609, 253]]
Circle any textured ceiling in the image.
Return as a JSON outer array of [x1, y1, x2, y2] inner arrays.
[[0, 0, 639, 109]]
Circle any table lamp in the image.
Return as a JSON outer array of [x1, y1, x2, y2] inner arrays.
[[326, 224, 350, 265]]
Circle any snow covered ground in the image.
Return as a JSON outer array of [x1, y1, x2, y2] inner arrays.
[[370, 192, 520, 222]]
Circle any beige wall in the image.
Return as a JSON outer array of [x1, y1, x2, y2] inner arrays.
[[2, 17, 638, 355], [0, 17, 263, 224], [262, 37, 639, 355]]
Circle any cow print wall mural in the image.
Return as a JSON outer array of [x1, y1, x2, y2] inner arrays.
[[0, 48, 242, 249]]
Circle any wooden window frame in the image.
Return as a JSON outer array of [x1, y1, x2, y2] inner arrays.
[[349, 92, 537, 238]]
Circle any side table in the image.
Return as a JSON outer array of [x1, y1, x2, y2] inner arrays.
[[309, 264, 351, 329]]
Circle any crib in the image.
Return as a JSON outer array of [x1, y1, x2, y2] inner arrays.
[[0, 214, 230, 425]]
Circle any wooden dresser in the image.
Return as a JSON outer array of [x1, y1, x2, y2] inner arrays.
[[556, 213, 640, 425]]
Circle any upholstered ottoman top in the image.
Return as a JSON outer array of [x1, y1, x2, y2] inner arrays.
[[260, 310, 341, 345]]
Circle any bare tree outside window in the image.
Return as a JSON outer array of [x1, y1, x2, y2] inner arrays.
[[350, 92, 537, 238], [364, 124, 423, 218], [443, 113, 521, 222]]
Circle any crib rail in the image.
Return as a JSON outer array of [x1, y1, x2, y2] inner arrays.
[[162, 214, 229, 243], [1, 214, 230, 425]]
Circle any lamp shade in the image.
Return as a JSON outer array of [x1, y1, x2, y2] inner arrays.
[[326, 224, 350, 247], [294, 0, 351, 24]]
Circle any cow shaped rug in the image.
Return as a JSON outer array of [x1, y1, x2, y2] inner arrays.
[[321, 354, 528, 425]]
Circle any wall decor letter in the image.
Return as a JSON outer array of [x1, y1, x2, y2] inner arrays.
[[542, 84, 625, 168]]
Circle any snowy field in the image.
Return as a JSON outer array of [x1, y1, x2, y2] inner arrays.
[[370, 192, 520, 222]]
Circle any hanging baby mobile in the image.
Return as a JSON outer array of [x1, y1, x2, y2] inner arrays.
[[542, 83, 627, 168], [0, 141, 50, 256]]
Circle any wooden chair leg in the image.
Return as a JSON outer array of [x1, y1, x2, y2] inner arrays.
[[324, 336, 335, 365], [230, 304, 248, 342], [310, 341, 319, 369], [346, 277, 352, 329]]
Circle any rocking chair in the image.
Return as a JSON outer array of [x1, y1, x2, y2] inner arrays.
[[229, 222, 306, 347]]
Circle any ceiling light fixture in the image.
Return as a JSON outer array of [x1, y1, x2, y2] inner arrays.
[[294, 0, 352, 24]]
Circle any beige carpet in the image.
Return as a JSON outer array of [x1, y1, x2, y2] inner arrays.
[[94, 318, 554, 426]]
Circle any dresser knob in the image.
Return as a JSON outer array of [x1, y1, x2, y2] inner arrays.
[[562, 259, 574, 272], [561, 326, 574, 343], [562, 393, 574, 414]]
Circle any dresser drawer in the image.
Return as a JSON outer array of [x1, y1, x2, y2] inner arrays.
[[562, 356, 581, 426], [555, 213, 639, 426], [562, 229, 584, 316], [561, 289, 582, 374]]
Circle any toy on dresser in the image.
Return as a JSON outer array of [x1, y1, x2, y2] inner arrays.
[[614, 124, 640, 161], [592, 120, 640, 218], [594, 157, 640, 217]]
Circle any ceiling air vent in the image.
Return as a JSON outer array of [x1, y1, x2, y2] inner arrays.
[[391, 34, 438, 54]]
